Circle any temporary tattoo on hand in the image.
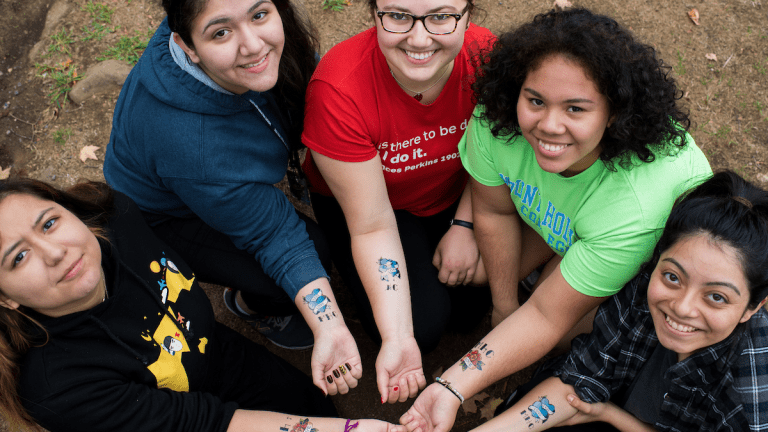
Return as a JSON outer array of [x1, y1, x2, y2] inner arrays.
[[521, 396, 556, 428], [290, 418, 319, 432], [378, 257, 401, 291], [303, 288, 337, 322], [460, 341, 494, 371]]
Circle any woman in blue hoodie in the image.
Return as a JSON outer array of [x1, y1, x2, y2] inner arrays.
[[103, 0, 361, 395]]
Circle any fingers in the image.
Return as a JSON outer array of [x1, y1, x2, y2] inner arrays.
[[325, 363, 359, 395], [399, 412, 424, 432], [377, 367, 390, 404], [566, 394, 590, 412]]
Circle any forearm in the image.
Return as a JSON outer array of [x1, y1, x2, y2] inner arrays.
[[295, 278, 347, 333], [452, 182, 474, 222], [228, 412, 352, 432], [473, 204, 522, 311], [472, 377, 578, 432], [601, 405, 656, 432], [350, 227, 414, 341]]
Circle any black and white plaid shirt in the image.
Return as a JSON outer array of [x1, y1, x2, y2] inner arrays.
[[555, 272, 768, 432]]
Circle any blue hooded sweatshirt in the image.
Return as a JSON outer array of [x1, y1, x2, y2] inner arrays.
[[104, 18, 326, 300]]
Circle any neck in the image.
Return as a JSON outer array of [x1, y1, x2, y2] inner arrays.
[[389, 60, 454, 104]]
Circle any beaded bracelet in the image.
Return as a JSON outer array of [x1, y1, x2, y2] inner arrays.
[[450, 218, 474, 230], [435, 376, 464, 403]]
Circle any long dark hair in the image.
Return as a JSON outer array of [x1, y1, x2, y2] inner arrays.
[[162, 0, 319, 142], [650, 171, 768, 309], [474, 8, 689, 170], [0, 179, 114, 431]]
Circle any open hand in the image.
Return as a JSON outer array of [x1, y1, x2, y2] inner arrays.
[[399, 383, 462, 432], [376, 337, 427, 403], [311, 324, 362, 395]]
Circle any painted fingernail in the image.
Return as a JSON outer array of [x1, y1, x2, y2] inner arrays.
[[381, 396, 386, 404], [333, 370, 340, 378], [327, 375, 333, 384], [393, 386, 399, 392], [345, 362, 352, 371], [339, 365, 347, 375]]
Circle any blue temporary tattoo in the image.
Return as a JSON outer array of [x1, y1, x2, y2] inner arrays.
[[521, 396, 556, 428], [378, 257, 401, 291], [303, 288, 337, 322]]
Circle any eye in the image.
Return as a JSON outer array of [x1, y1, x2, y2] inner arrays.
[[567, 106, 584, 113], [708, 293, 727, 304], [12, 250, 27, 268], [529, 98, 544, 107], [662, 271, 679, 283], [389, 12, 409, 21], [429, 13, 452, 22], [252, 11, 267, 21], [42, 218, 57, 233], [213, 28, 230, 39]]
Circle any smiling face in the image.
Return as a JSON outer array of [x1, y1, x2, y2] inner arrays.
[[0, 194, 104, 318], [175, 0, 285, 95], [516, 54, 613, 177], [647, 233, 764, 362], [374, 0, 469, 93]]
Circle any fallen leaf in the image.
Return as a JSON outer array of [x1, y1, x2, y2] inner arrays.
[[79, 145, 100, 163], [0, 166, 10, 180], [461, 391, 489, 414], [479, 397, 504, 421], [553, 0, 572, 9], [705, 53, 717, 61], [688, 8, 700, 25]]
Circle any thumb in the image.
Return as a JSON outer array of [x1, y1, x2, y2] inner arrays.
[[432, 248, 442, 269], [377, 367, 390, 404], [311, 361, 328, 396]]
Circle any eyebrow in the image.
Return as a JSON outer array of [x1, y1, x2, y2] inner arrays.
[[522, 88, 596, 105], [1, 207, 53, 266], [662, 257, 742, 296], [380, 3, 458, 14], [202, 0, 269, 35]]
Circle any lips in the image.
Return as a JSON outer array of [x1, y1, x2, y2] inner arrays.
[[538, 139, 570, 153], [61, 256, 83, 282], [404, 49, 436, 60], [665, 313, 699, 333], [239, 55, 267, 69]]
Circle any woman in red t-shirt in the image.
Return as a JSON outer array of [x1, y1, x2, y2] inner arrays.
[[301, 0, 494, 406]]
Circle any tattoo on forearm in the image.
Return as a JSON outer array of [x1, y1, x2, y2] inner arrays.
[[521, 396, 556, 428], [460, 341, 495, 371], [303, 288, 337, 322], [289, 418, 319, 432], [378, 257, 401, 291]]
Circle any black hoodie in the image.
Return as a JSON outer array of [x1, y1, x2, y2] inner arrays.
[[19, 193, 239, 432]]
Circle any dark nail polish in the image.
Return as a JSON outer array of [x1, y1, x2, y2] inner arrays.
[[327, 375, 333, 384], [345, 362, 352, 371], [333, 370, 340, 378]]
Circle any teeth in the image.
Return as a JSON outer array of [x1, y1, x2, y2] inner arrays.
[[539, 139, 568, 152], [241, 56, 267, 68], [666, 314, 698, 333], [405, 50, 436, 60]]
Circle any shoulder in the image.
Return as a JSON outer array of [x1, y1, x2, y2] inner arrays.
[[312, 28, 378, 85], [462, 23, 495, 54], [730, 310, 768, 428]]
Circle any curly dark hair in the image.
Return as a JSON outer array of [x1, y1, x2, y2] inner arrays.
[[473, 8, 690, 170], [162, 0, 319, 144]]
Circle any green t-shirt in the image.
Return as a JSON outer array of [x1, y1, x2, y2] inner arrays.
[[459, 109, 712, 297]]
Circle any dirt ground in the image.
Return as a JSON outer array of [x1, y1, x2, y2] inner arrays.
[[0, 0, 767, 430]]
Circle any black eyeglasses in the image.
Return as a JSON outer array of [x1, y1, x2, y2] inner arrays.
[[376, 6, 469, 35]]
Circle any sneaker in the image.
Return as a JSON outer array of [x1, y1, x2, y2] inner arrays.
[[223, 288, 314, 350]]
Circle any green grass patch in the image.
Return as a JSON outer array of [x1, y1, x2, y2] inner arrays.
[[97, 31, 152, 64], [322, 0, 349, 11], [35, 62, 83, 107], [82, 1, 114, 24], [48, 29, 75, 56], [52, 128, 73, 145]]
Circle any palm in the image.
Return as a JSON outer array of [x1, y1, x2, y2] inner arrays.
[[400, 383, 460, 432], [311, 325, 362, 394], [376, 337, 426, 402]]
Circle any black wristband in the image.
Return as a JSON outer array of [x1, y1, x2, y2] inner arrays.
[[450, 219, 474, 230]]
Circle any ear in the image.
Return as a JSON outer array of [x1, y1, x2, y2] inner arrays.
[[607, 114, 617, 129], [0, 295, 20, 311], [173, 33, 201, 64], [740, 297, 768, 323]]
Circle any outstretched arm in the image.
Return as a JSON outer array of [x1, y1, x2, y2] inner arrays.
[[229, 412, 406, 432], [312, 151, 427, 404]]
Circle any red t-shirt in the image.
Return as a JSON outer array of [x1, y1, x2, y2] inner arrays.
[[302, 24, 495, 217]]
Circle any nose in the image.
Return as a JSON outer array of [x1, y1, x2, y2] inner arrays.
[[38, 238, 66, 266], [407, 19, 433, 47], [538, 109, 566, 135], [670, 289, 699, 318], [239, 27, 265, 57]]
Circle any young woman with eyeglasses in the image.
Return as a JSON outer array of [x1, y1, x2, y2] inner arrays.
[[104, 0, 363, 397], [301, 0, 494, 405]]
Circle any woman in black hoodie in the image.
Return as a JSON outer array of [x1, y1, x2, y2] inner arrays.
[[0, 178, 401, 432]]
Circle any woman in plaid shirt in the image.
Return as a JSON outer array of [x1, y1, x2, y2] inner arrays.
[[482, 171, 768, 432]]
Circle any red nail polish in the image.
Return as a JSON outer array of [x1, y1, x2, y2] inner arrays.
[[393, 386, 399, 392], [381, 396, 385, 404]]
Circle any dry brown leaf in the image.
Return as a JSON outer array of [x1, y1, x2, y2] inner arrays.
[[705, 53, 717, 61], [0, 166, 10, 180], [688, 8, 700, 25], [553, 0, 572, 10], [479, 398, 503, 421], [79, 145, 100, 163], [461, 391, 489, 414]]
